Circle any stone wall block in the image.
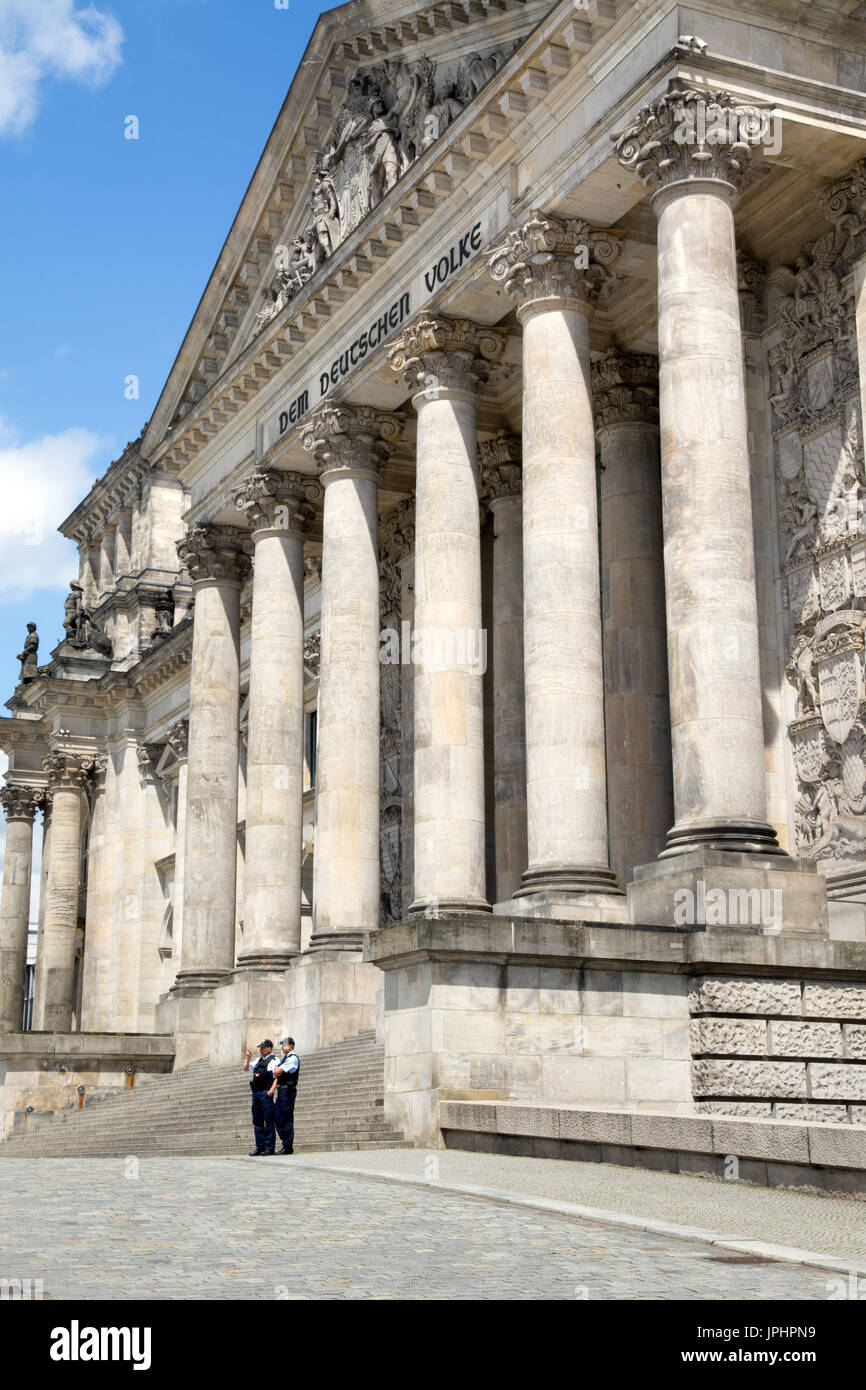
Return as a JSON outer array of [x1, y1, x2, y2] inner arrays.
[[808, 1063, 866, 1102], [688, 976, 802, 1016], [692, 1058, 806, 1098], [768, 1020, 844, 1059], [844, 1024, 866, 1060], [690, 1017, 767, 1055], [802, 982, 866, 1019]]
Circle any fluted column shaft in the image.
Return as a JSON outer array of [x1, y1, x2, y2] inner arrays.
[[594, 352, 673, 884], [481, 436, 527, 904], [98, 526, 116, 600], [234, 472, 320, 964], [391, 317, 505, 913], [488, 214, 623, 900], [302, 405, 400, 944], [616, 88, 780, 855], [37, 753, 91, 1030], [0, 787, 37, 1031], [175, 526, 250, 987]]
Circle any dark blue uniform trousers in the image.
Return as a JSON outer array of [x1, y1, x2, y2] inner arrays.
[[274, 1086, 296, 1147], [251, 1090, 276, 1153]]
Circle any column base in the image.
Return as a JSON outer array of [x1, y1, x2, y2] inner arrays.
[[408, 896, 492, 917], [306, 931, 368, 953], [172, 968, 232, 992], [659, 818, 786, 858], [284, 947, 379, 1053], [235, 950, 300, 970], [627, 845, 828, 937], [502, 864, 627, 923]]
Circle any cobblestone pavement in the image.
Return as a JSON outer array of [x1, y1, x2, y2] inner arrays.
[[291, 1147, 866, 1264], [0, 1157, 851, 1300]]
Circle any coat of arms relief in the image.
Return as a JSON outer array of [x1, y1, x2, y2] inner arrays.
[[773, 211, 866, 862], [252, 42, 520, 337]]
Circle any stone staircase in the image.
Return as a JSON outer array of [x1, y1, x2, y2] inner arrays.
[[0, 1031, 407, 1157]]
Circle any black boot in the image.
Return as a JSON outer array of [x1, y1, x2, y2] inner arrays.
[[278, 1145, 294, 1155], [249, 1150, 265, 1156]]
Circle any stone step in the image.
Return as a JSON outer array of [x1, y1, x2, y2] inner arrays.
[[0, 1030, 401, 1158]]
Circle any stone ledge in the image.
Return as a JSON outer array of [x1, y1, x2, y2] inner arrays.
[[0, 1033, 176, 1063], [365, 916, 866, 976], [439, 1099, 866, 1186]]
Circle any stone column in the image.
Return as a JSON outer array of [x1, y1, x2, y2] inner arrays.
[[97, 525, 116, 601], [0, 785, 38, 1032], [487, 213, 623, 906], [166, 720, 189, 983], [78, 538, 99, 608], [174, 526, 251, 987], [114, 506, 134, 578], [593, 349, 673, 884], [31, 793, 51, 1027], [390, 316, 505, 915], [233, 470, 321, 965], [301, 405, 400, 946], [479, 432, 527, 905], [79, 756, 108, 1030], [615, 86, 781, 855], [37, 751, 92, 1031]]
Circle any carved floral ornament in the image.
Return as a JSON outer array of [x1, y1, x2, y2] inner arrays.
[[252, 42, 522, 338], [591, 349, 659, 430], [0, 783, 40, 822], [821, 157, 866, 264], [613, 83, 771, 196], [176, 525, 253, 584], [233, 469, 322, 535], [42, 750, 95, 789], [389, 314, 505, 396], [300, 403, 402, 478], [487, 210, 622, 314]]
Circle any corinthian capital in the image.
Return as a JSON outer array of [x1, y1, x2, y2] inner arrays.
[[301, 403, 402, 481], [821, 157, 866, 263], [591, 350, 659, 429], [233, 469, 322, 535], [487, 211, 621, 317], [613, 83, 768, 198], [389, 315, 506, 398], [176, 525, 253, 584], [479, 431, 522, 501], [0, 784, 39, 823], [43, 750, 95, 789]]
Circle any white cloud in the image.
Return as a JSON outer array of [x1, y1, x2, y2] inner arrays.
[[0, 0, 123, 136], [0, 416, 110, 600]]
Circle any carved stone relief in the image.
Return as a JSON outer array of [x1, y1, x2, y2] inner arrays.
[[378, 498, 414, 924], [773, 196, 866, 862], [252, 41, 521, 337]]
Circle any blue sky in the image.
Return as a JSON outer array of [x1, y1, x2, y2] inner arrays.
[[0, 0, 324, 696], [0, 0, 328, 895]]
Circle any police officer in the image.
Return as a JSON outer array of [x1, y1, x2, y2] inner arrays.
[[267, 1035, 300, 1155], [244, 1039, 278, 1155]]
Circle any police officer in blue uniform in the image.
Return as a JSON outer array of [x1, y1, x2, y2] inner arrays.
[[244, 1039, 277, 1155], [267, 1035, 300, 1155]]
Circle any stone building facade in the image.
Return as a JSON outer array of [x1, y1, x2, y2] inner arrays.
[[4, 0, 866, 1153]]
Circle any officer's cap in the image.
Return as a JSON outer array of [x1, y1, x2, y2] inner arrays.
[[258, 1038, 273, 1048]]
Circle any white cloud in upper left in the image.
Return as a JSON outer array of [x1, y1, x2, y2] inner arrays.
[[0, 414, 110, 600], [0, 0, 123, 136]]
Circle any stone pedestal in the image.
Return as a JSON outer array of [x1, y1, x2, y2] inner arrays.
[[390, 316, 505, 915], [487, 214, 624, 913], [283, 947, 379, 1056], [234, 471, 320, 967], [0, 787, 37, 1032], [208, 966, 289, 1068], [173, 526, 251, 990]]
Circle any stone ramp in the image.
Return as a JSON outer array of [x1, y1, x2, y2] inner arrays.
[[0, 1032, 406, 1157]]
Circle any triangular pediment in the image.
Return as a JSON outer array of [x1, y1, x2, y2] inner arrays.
[[143, 0, 558, 458]]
